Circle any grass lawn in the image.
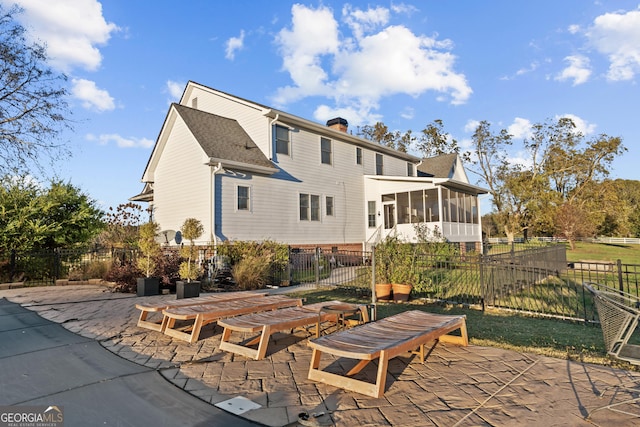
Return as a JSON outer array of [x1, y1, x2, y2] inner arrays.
[[566, 241, 640, 264], [289, 286, 640, 371]]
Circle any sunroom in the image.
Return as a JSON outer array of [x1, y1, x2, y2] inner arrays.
[[363, 175, 488, 250]]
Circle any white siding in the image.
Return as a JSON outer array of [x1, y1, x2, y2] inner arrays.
[[217, 129, 367, 244], [153, 116, 213, 244]]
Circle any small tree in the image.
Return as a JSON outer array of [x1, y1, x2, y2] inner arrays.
[[136, 221, 161, 277], [178, 218, 204, 282]]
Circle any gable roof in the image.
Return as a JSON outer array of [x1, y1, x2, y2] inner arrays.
[[417, 153, 459, 178], [184, 80, 421, 163], [174, 104, 277, 174]]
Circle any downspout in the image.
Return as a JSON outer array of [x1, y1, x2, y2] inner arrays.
[[268, 113, 279, 160], [210, 162, 223, 256]]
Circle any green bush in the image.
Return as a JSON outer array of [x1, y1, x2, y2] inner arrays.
[[218, 240, 288, 286], [232, 253, 272, 290]]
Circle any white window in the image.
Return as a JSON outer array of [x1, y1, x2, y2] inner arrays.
[[407, 162, 415, 176], [321, 137, 332, 165], [375, 153, 384, 175], [237, 185, 250, 211], [367, 201, 376, 228], [300, 193, 320, 221], [326, 196, 334, 216], [275, 124, 290, 155], [356, 147, 363, 165]]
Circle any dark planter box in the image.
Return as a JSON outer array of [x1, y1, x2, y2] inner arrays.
[[137, 277, 160, 297], [176, 280, 200, 299]]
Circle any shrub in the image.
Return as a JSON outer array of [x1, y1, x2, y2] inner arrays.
[[232, 253, 273, 290], [67, 260, 111, 280], [154, 250, 181, 286], [105, 261, 141, 293], [218, 239, 288, 286]]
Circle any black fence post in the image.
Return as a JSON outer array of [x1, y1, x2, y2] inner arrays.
[[315, 247, 321, 286], [9, 250, 16, 282], [479, 253, 485, 312], [54, 248, 61, 282], [617, 259, 624, 292]]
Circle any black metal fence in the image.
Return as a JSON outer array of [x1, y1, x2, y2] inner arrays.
[[3, 244, 639, 323], [1, 247, 135, 286]]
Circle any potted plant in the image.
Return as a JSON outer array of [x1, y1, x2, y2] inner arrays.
[[176, 218, 204, 299], [374, 234, 417, 302], [136, 221, 161, 296]]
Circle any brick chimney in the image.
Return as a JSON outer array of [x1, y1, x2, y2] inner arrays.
[[326, 117, 348, 133]]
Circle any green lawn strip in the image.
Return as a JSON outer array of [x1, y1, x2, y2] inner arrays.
[[291, 287, 639, 371], [566, 242, 640, 264]]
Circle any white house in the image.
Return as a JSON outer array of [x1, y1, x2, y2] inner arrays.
[[132, 81, 487, 252]]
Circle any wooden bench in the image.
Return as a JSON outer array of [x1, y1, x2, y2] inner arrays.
[[135, 291, 266, 332], [217, 301, 369, 360], [308, 310, 468, 398], [162, 295, 303, 343]]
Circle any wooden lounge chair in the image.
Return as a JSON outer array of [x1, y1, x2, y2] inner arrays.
[[217, 301, 369, 360], [162, 295, 303, 343], [135, 291, 266, 332], [307, 310, 468, 398]]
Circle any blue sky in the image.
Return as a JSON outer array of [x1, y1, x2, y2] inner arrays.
[[3, 0, 640, 213]]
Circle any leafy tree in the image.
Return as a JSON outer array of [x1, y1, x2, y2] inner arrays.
[[0, 176, 104, 255], [98, 203, 144, 248], [555, 202, 595, 249], [178, 218, 204, 281], [0, 5, 71, 175], [0, 176, 51, 254], [137, 221, 161, 277], [465, 118, 625, 245], [359, 122, 394, 147], [416, 119, 460, 158], [40, 181, 104, 249]]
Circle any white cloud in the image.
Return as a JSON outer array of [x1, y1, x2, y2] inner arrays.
[[71, 78, 115, 111], [555, 55, 591, 85], [6, 0, 119, 72], [342, 4, 389, 40], [166, 80, 185, 101], [464, 119, 481, 133], [568, 24, 581, 34], [86, 133, 154, 148], [272, 4, 471, 114], [516, 61, 539, 76], [390, 3, 419, 15], [313, 104, 382, 127], [400, 107, 415, 120], [555, 114, 596, 135], [507, 117, 533, 139], [586, 7, 640, 81], [273, 4, 340, 104], [225, 30, 245, 60]]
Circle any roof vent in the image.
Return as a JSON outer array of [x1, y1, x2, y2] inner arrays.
[[326, 117, 348, 133]]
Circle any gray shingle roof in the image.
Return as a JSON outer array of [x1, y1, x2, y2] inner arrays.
[[417, 153, 458, 178], [173, 103, 275, 171]]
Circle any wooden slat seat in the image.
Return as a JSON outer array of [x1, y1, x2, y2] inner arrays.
[[308, 310, 468, 398], [162, 295, 303, 343], [217, 301, 369, 360], [135, 291, 266, 332]]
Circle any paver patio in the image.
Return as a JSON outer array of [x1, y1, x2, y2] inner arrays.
[[1, 284, 639, 426]]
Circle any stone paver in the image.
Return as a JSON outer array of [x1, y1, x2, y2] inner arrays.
[[2, 284, 640, 426]]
